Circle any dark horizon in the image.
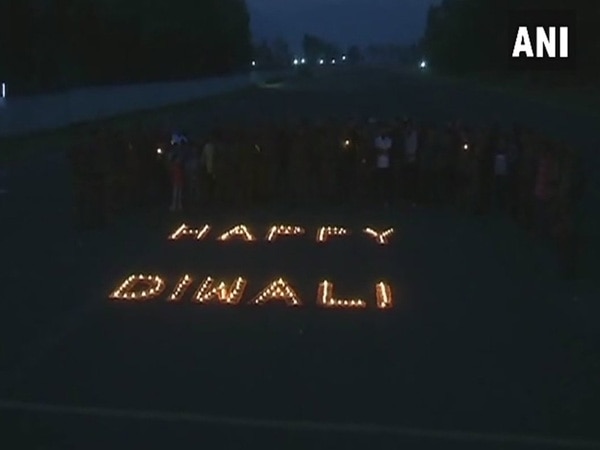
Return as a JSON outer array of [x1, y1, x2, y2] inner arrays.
[[247, 0, 439, 51]]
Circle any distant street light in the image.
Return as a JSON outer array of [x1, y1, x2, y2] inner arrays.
[[331, 58, 336, 65], [1, 82, 5, 98], [319, 59, 325, 65], [293, 58, 299, 66], [301, 58, 306, 64], [342, 55, 347, 61], [420, 60, 427, 69], [251, 60, 256, 67]]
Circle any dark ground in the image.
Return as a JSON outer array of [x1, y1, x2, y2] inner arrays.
[[0, 68, 599, 449]]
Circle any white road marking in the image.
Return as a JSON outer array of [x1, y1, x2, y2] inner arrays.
[[0, 400, 599, 448]]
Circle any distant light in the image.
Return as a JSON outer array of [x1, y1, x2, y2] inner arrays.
[[420, 60, 427, 69], [1, 83, 5, 98], [331, 58, 336, 65], [293, 58, 299, 66], [157, 148, 163, 155], [342, 55, 347, 61], [301, 58, 306, 64], [463, 143, 469, 151], [251, 60, 256, 67], [319, 59, 324, 65]]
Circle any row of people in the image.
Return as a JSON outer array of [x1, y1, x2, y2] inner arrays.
[[68, 117, 586, 277]]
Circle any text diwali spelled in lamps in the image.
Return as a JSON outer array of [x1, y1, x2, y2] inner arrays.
[[111, 275, 392, 309], [110, 223, 396, 308]]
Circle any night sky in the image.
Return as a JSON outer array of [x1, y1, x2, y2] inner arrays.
[[248, 0, 439, 51]]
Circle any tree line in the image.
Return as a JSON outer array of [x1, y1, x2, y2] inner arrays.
[[421, 0, 600, 84], [0, 0, 253, 95]]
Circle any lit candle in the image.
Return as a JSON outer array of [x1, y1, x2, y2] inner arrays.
[[375, 281, 393, 309]]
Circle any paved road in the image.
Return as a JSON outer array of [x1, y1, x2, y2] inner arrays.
[[0, 68, 598, 449]]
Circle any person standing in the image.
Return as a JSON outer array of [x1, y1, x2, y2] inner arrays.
[[475, 125, 497, 215], [492, 134, 510, 213], [555, 145, 586, 279], [337, 124, 358, 204], [168, 136, 185, 212], [402, 120, 419, 205], [533, 142, 559, 239], [274, 125, 291, 204], [374, 128, 393, 207], [200, 131, 217, 206]]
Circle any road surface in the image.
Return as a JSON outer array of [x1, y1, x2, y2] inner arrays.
[[0, 68, 598, 449]]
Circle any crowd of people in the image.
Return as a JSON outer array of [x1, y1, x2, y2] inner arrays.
[[68, 116, 587, 278]]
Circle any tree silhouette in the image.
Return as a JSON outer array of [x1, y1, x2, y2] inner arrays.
[[421, 0, 600, 84], [0, 0, 254, 94]]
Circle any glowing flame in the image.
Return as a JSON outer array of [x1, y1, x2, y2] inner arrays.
[[375, 281, 393, 309]]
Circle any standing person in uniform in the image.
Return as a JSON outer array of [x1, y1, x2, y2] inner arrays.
[[290, 120, 309, 206], [440, 124, 458, 207], [338, 122, 359, 205], [168, 134, 185, 212], [455, 129, 475, 212], [418, 125, 437, 206], [200, 130, 217, 206], [475, 125, 497, 215], [492, 134, 510, 213], [355, 120, 371, 205], [305, 121, 320, 203], [250, 127, 266, 205], [373, 127, 393, 208], [184, 139, 201, 209], [274, 124, 291, 204], [555, 145, 586, 279], [519, 130, 541, 231], [402, 120, 419, 205], [533, 141, 559, 239], [507, 123, 523, 220]]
